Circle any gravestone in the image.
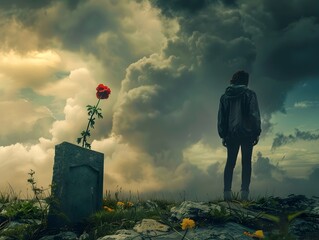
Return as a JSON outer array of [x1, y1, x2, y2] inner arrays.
[[48, 142, 104, 228]]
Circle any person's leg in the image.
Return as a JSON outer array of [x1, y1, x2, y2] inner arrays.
[[224, 139, 240, 200], [240, 138, 253, 200]]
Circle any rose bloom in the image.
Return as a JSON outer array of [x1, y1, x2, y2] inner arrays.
[[96, 83, 111, 99], [181, 218, 195, 230]]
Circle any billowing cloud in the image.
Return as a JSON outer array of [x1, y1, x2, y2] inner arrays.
[[0, 0, 319, 198], [253, 152, 285, 180], [0, 100, 54, 145], [0, 50, 63, 96], [251, 152, 319, 197], [272, 129, 319, 150], [294, 101, 319, 109]]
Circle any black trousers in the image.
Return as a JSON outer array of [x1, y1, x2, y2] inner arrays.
[[224, 137, 253, 192]]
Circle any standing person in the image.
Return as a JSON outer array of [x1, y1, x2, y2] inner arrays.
[[218, 70, 261, 201]]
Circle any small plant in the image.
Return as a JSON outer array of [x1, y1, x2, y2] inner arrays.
[[27, 170, 44, 206], [151, 199, 177, 212], [87, 204, 164, 238], [209, 205, 231, 224], [261, 210, 304, 238], [230, 191, 241, 201], [2, 200, 43, 221], [77, 83, 111, 149], [0, 223, 40, 240], [27, 169, 50, 224], [180, 218, 195, 240], [0, 170, 52, 239], [0, 185, 19, 204]]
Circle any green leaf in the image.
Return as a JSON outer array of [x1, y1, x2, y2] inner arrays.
[[97, 112, 103, 119], [77, 137, 82, 144], [287, 211, 305, 222], [261, 213, 280, 223], [89, 118, 96, 127]]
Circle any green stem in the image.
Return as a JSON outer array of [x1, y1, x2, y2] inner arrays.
[[82, 98, 101, 148], [181, 229, 189, 240]]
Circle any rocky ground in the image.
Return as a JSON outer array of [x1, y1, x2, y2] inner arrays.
[[1, 194, 319, 240]]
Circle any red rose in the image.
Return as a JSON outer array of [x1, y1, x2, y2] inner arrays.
[[96, 84, 111, 99]]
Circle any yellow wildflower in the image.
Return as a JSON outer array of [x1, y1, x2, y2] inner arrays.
[[181, 218, 195, 230], [103, 206, 114, 212], [244, 230, 264, 239], [117, 201, 125, 207]]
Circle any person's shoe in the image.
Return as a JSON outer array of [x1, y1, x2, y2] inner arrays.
[[224, 191, 232, 201], [241, 190, 249, 201]]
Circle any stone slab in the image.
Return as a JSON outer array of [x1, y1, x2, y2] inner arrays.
[[48, 142, 104, 228]]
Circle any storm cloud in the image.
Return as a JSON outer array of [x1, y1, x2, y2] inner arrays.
[[0, 0, 318, 198], [252, 152, 319, 197], [272, 129, 319, 150]]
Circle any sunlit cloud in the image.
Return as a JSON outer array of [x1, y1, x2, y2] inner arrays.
[[0, 50, 62, 89], [0, 0, 318, 199]]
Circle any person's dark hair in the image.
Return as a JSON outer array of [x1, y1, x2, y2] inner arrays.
[[230, 70, 249, 85]]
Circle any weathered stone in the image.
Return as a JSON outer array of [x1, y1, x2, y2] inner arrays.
[[79, 231, 90, 240], [133, 219, 170, 236], [311, 206, 319, 215], [134, 200, 159, 212], [0, 237, 12, 240], [48, 142, 104, 228], [1, 221, 29, 232], [97, 229, 141, 240], [186, 222, 255, 240], [170, 201, 220, 221], [290, 218, 319, 238], [38, 231, 78, 240], [219, 201, 259, 220], [97, 222, 255, 240]]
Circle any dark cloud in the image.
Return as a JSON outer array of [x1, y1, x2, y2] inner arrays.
[[113, 2, 259, 163], [272, 129, 319, 150], [113, 0, 319, 175], [0, 0, 87, 11], [309, 168, 319, 182], [113, 58, 204, 167], [26, 2, 119, 51], [151, 0, 237, 17], [251, 152, 319, 197], [64, 0, 85, 10], [253, 152, 285, 179], [0, 1, 163, 83], [6, 0, 317, 125], [151, 0, 210, 16], [0, 0, 52, 9], [262, 0, 319, 31], [260, 18, 319, 82], [1, 0, 319, 197]]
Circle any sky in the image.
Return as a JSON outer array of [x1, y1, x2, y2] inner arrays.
[[0, 0, 319, 200]]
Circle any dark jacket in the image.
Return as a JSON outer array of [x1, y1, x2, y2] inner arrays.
[[218, 85, 261, 140]]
